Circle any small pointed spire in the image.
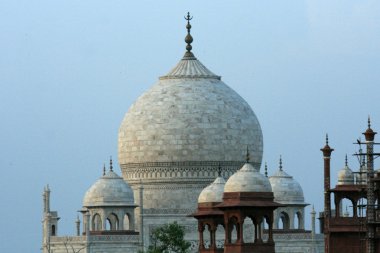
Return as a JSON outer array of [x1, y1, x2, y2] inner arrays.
[[246, 145, 250, 163], [109, 156, 113, 172], [265, 162, 268, 177], [103, 164, 106, 176], [368, 115, 371, 128], [326, 134, 329, 145], [345, 154, 348, 167], [218, 163, 222, 177], [184, 12, 194, 58], [279, 155, 283, 171]]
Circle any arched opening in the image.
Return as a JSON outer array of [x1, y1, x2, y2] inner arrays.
[[229, 217, 239, 244], [203, 224, 211, 249], [243, 217, 255, 243], [51, 225, 56, 236], [215, 224, 225, 248], [106, 213, 119, 230], [357, 198, 367, 217], [339, 198, 354, 217], [123, 213, 131, 230], [92, 213, 102, 231], [278, 212, 290, 229], [294, 211, 302, 229]]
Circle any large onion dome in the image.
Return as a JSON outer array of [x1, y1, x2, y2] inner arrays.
[[337, 155, 354, 185], [269, 157, 305, 205], [198, 174, 226, 203], [224, 162, 271, 193], [118, 18, 263, 169], [83, 166, 135, 207]]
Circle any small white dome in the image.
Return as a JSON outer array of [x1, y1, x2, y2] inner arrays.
[[198, 176, 226, 203], [338, 165, 354, 185], [83, 170, 134, 207], [269, 169, 305, 205], [224, 163, 272, 193]]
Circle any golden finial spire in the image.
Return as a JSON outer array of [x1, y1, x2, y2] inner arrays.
[[103, 163, 106, 176], [279, 155, 283, 171], [184, 12, 194, 58], [345, 154, 348, 167], [109, 156, 113, 172], [246, 145, 250, 163]]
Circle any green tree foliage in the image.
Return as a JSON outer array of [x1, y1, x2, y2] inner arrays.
[[145, 222, 191, 253]]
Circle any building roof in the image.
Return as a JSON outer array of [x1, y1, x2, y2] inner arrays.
[[83, 170, 135, 207], [269, 169, 306, 205], [224, 163, 272, 193], [198, 176, 226, 203], [118, 53, 263, 165]]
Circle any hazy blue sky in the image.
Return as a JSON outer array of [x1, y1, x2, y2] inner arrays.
[[1, 1, 380, 252]]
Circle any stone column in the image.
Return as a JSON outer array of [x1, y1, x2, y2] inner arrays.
[[85, 212, 90, 253], [76, 216, 81, 236], [198, 223, 205, 250], [139, 182, 144, 251]]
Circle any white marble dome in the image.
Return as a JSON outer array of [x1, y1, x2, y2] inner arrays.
[[269, 169, 305, 205], [118, 55, 263, 166], [224, 163, 271, 193], [83, 170, 135, 207], [198, 176, 226, 203], [338, 165, 354, 185]]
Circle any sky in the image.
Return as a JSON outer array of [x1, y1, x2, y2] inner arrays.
[[1, 1, 380, 252]]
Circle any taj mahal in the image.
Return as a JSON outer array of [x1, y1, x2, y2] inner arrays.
[[42, 14, 326, 253]]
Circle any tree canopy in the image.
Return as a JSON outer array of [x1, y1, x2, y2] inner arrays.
[[145, 222, 191, 253]]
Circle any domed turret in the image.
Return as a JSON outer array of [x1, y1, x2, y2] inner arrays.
[[198, 174, 226, 203], [83, 168, 134, 207], [269, 157, 305, 205], [224, 154, 271, 193], [82, 160, 137, 232], [337, 155, 354, 185], [269, 156, 308, 230]]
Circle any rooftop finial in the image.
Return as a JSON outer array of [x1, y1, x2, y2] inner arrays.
[[368, 115, 371, 128], [345, 154, 348, 167], [246, 145, 250, 163], [103, 163, 106, 176], [326, 134, 329, 145], [218, 163, 222, 177], [184, 12, 194, 58], [109, 156, 113, 172], [265, 162, 268, 177], [279, 155, 283, 171]]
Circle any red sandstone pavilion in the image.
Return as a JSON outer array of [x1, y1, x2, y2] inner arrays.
[[321, 118, 380, 253], [192, 154, 282, 253]]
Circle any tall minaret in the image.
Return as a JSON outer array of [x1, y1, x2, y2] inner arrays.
[[320, 134, 334, 253], [42, 185, 60, 253], [42, 185, 51, 253], [363, 117, 377, 253]]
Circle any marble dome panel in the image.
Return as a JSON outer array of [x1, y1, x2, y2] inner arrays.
[[224, 163, 271, 193], [269, 170, 305, 205], [83, 171, 135, 207], [118, 76, 263, 165], [198, 176, 226, 203]]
